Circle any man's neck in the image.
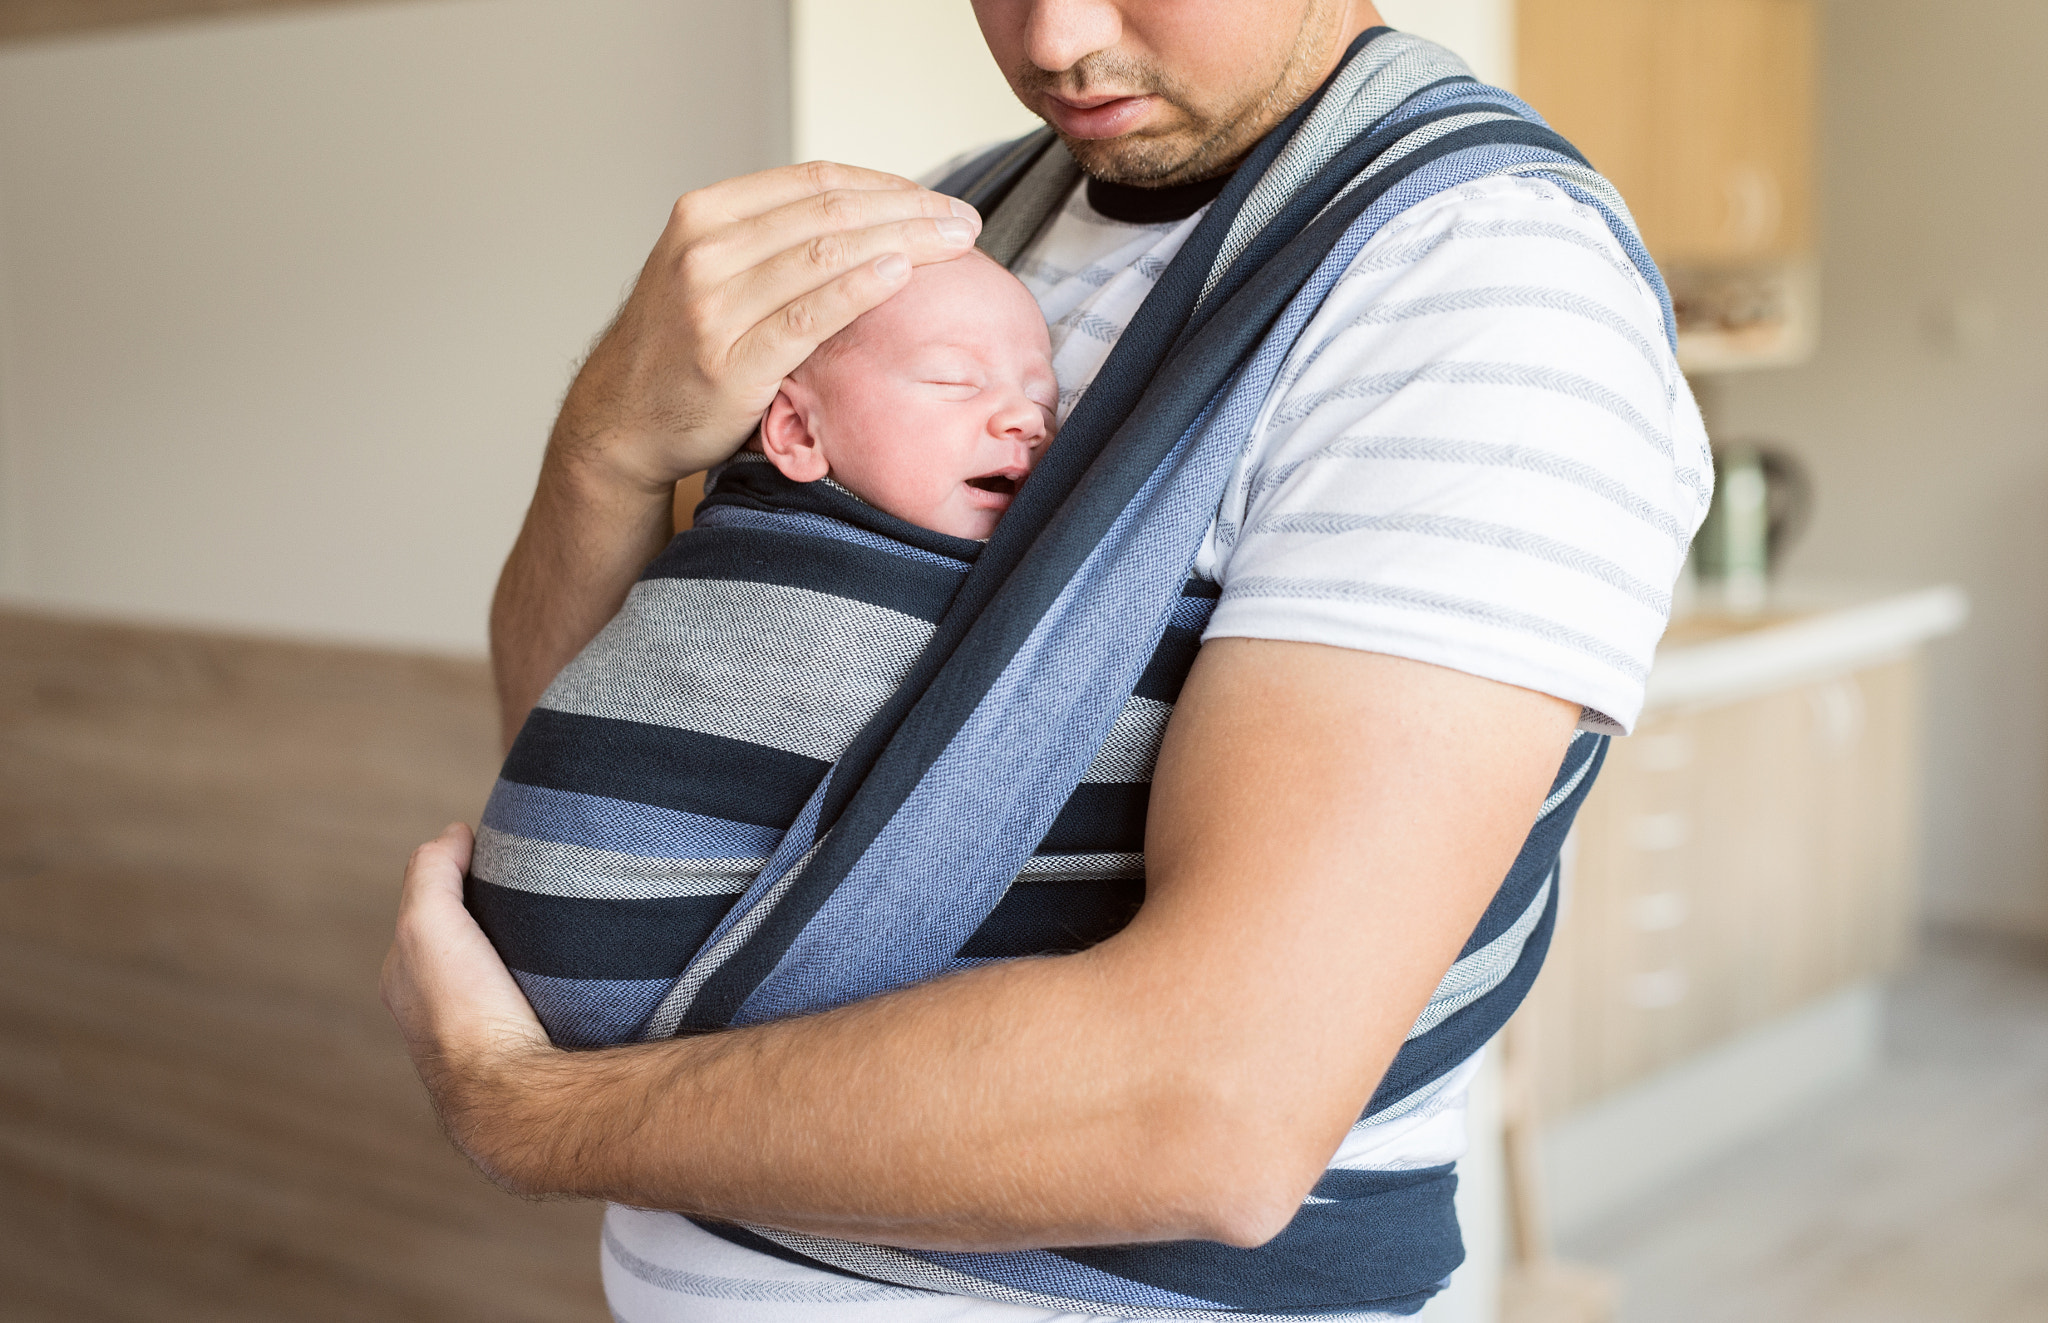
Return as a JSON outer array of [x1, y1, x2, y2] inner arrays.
[[1165, 1, 1390, 188]]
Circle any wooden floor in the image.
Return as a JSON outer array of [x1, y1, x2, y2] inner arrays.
[[1566, 931, 2048, 1323], [0, 610, 605, 1323]]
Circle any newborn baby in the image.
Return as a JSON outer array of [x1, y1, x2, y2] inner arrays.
[[752, 249, 1056, 538], [467, 252, 1210, 1049]]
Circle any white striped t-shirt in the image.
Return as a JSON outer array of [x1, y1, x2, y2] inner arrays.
[[598, 173, 1709, 1321], [1020, 172, 1710, 735]]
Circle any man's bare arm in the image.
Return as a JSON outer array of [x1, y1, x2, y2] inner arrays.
[[386, 639, 1578, 1248], [489, 162, 983, 743]]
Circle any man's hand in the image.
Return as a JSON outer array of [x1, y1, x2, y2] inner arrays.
[[555, 162, 984, 492], [380, 823, 555, 1186], [387, 642, 1579, 1249], [491, 163, 983, 741]]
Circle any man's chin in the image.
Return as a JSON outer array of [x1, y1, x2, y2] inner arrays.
[[1055, 114, 1262, 189], [1060, 132, 1208, 187]]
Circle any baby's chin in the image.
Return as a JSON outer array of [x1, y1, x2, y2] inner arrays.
[[925, 506, 1003, 541]]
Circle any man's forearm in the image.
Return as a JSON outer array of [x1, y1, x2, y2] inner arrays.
[[457, 948, 1293, 1251], [488, 435, 677, 744], [397, 643, 1574, 1255]]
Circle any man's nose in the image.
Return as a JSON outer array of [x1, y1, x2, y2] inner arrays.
[[1022, 0, 1122, 74]]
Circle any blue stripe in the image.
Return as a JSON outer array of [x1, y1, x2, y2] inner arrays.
[[482, 779, 783, 860], [1168, 592, 1220, 632], [510, 970, 675, 1049], [694, 504, 976, 570]]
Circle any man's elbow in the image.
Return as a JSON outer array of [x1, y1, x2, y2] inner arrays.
[[1138, 1079, 1337, 1250]]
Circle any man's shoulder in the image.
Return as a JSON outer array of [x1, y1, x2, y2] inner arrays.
[[1335, 172, 1667, 324]]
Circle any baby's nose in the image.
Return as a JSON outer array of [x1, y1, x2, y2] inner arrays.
[[990, 395, 1049, 443]]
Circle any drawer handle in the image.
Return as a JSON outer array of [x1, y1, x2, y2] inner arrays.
[[1629, 968, 1689, 1009], [1631, 812, 1691, 852], [1634, 892, 1690, 931]]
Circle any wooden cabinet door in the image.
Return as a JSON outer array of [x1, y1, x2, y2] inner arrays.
[[1527, 658, 1922, 1120], [1518, 0, 1817, 266]]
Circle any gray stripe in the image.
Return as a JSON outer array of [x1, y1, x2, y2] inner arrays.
[[1268, 361, 1713, 506], [1080, 696, 1174, 783], [1342, 217, 1641, 284], [1272, 360, 1673, 459], [472, 827, 758, 901], [603, 1222, 928, 1303], [1249, 511, 1672, 614], [1053, 309, 1125, 346], [1014, 256, 1072, 287], [1016, 851, 1146, 881], [1407, 871, 1553, 1040], [1340, 285, 1670, 388], [1223, 575, 1650, 683], [1243, 435, 1692, 546], [542, 577, 932, 763]]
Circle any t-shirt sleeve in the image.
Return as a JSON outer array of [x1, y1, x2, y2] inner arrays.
[[1200, 176, 1714, 735]]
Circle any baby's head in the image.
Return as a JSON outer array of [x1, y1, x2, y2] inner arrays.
[[758, 251, 1056, 540]]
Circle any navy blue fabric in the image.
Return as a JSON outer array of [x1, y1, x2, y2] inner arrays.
[[954, 879, 1147, 959], [466, 879, 734, 981], [1057, 1167, 1461, 1314], [502, 711, 828, 827]]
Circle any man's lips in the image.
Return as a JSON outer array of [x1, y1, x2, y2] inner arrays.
[[1041, 92, 1156, 140]]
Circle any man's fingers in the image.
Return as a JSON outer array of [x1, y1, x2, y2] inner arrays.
[[728, 253, 917, 384], [677, 187, 977, 300], [687, 159, 930, 223], [709, 214, 977, 346], [403, 822, 475, 907]]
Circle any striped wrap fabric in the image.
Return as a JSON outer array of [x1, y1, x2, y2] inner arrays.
[[468, 454, 1211, 1048], [469, 28, 1661, 1318]]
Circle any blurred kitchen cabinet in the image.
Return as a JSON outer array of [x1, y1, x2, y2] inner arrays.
[[674, 470, 709, 532], [1517, 0, 1819, 367], [1525, 656, 1922, 1117]]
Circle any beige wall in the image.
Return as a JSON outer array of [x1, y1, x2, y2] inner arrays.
[[790, 0, 1037, 179], [1716, 0, 2048, 936], [0, 0, 786, 654]]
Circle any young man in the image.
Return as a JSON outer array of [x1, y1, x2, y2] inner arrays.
[[382, 1, 1708, 1318]]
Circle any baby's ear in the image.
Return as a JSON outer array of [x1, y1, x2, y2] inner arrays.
[[757, 381, 831, 484]]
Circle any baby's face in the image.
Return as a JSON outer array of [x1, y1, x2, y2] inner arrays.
[[765, 254, 1057, 540]]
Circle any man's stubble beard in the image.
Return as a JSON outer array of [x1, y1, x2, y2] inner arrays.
[[1015, 0, 1351, 186]]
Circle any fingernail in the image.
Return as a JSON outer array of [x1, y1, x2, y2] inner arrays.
[[936, 217, 975, 246], [948, 197, 982, 227], [876, 253, 909, 280]]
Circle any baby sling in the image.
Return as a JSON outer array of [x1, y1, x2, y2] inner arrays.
[[470, 455, 1210, 1047], [493, 27, 1671, 1318]]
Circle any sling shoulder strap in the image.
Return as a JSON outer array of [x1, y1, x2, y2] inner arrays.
[[935, 127, 1084, 268]]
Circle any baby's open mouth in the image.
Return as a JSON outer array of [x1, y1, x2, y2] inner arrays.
[[965, 471, 1023, 496]]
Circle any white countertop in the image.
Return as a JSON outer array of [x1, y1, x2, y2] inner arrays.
[[1645, 583, 1970, 712]]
